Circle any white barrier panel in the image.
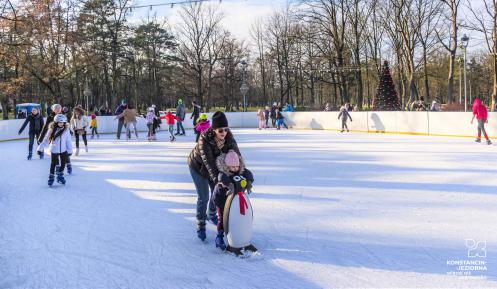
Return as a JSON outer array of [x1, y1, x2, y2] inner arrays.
[[3, 111, 497, 141], [284, 112, 339, 130], [347, 111, 369, 132], [428, 112, 497, 137], [284, 111, 497, 138], [396, 111, 429, 135], [368, 112, 398, 133], [0, 119, 32, 141]]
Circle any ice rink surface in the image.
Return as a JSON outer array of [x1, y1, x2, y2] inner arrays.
[[1, 128, 496, 289]]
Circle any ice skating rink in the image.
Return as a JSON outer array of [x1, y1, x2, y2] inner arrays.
[[1, 129, 496, 289]]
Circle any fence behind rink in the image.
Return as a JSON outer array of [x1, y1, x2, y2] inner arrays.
[[1, 111, 496, 141]]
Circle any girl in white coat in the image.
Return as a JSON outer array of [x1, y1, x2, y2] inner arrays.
[[37, 114, 73, 186]]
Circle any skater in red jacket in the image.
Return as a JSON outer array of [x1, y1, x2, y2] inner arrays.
[[471, 98, 492, 145], [165, 110, 176, 142]]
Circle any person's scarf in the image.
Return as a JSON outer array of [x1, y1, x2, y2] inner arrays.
[[49, 125, 65, 143], [215, 137, 225, 150]]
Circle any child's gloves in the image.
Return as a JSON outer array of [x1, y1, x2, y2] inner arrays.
[[226, 183, 235, 195], [246, 181, 253, 194]]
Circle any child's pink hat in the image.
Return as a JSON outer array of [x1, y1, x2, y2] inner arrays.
[[225, 150, 239, 167]]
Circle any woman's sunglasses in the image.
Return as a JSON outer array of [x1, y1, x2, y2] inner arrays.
[[216, 128, 229, 133]]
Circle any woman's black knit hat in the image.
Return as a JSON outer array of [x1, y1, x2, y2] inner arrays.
[[211, 111, 228, 129]]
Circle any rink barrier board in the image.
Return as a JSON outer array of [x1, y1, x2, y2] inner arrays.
[[1, 111, 493, 141], [284, 111, 495, 138], [287, 127, 476, 138]]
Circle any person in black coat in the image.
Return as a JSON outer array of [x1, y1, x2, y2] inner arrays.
[[19, 107, 45, 160], [187, 111, 242, 241], [191, 100, 201, 125], [191, 100, 201, 139], [38, 104, 62, 144], [114, 100, 127, 139], [270, 103, 277, 128]]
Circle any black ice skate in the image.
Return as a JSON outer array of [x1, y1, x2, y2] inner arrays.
[[48, 174, 55, 186]]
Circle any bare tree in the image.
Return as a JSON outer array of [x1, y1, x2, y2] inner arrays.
[[467, 0, 497, 111], [176, 2, 223, 108], [437, 0, 462, 104]]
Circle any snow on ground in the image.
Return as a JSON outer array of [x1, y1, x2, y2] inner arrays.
[[0, 128, 496, 289]]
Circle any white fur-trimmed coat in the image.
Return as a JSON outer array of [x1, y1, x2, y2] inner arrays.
[[37, 123, 73, 154]]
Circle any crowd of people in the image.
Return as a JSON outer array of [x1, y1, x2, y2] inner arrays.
[[255, 102, 292, 130]]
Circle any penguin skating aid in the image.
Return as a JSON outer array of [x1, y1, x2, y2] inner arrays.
[[223, 175, 257, 257]]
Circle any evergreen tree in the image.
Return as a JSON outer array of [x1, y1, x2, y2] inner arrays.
[[373, 61, 401, 111]]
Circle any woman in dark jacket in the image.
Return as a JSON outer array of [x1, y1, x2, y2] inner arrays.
[[188, 111, 241, 241], [19, 107, 45, 160]]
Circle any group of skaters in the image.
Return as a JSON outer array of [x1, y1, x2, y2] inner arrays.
[[113, 99, 188, 142], [18, 104, 98, 186], [256, 102, 293, 130], [19, 103, 257, 254]]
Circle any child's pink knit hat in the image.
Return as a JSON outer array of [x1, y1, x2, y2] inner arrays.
[[225, 150, 240, 167]]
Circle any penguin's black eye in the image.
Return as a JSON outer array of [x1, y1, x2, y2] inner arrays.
[[233, 176, 241, 181]]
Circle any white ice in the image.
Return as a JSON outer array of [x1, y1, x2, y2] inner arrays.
[[1, 129, 496, 289]]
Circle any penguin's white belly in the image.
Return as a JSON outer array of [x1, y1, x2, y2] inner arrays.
[[225, 192, 253, 248]]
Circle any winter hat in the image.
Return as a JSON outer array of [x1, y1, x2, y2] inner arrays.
[[225, 150, 240, 167], [211, 111, 228, 129], [91, 114, 96, 119], [51, 104, 62, 111], [54, 114, 67, 123], [199, 113, 207, 121]]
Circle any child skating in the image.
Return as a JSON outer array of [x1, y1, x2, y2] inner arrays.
[[90, 114, 99, 139], [18, 107, 44, 160], [471, 98, 492, 145], [165, 110, 176, 142], [257, 109, 265, 130], [194, 113, 210, 142], [338, 104, 353, 132], [37, 114, 73, 186], [146, 107, 156, 141], [212, 150, 256, 256]]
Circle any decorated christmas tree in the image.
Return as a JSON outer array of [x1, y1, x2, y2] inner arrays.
[[372, 60, 401, 111]]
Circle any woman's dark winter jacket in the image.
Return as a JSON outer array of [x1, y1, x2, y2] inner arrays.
[[276, 110, 285, 120], [188, 128, 241, 182], [19, 113, 44, 135], [38, 112, 56, 143]]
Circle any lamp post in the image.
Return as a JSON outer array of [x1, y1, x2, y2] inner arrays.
[[461, 34, 469, 112], [240, 60, 249, 112]]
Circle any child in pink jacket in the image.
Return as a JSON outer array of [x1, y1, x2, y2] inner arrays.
[[194, 113, 210, 142], [471, 98, 492, 145]]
